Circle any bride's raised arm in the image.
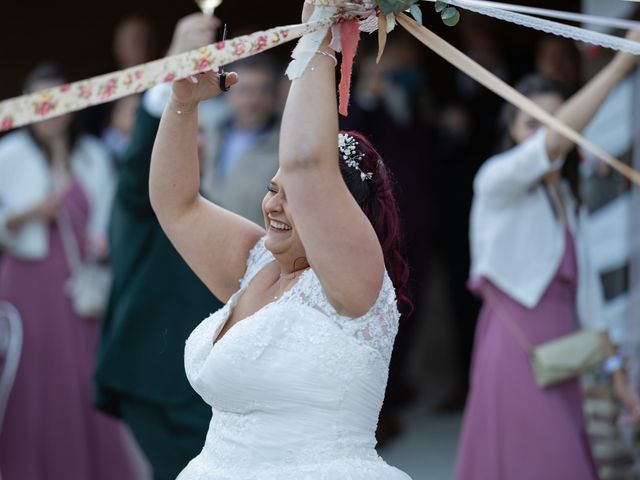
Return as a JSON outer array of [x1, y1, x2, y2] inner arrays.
[[278, 4, 385, 317], [149, 71, 264, 303]]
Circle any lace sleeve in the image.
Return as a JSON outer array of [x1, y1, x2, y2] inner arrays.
[[297, 270, 401, 365], [239, 236, 273, 290], [350, 273, 401, 365]]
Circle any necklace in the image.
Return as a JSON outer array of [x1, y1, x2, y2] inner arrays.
[[273, 267, 310, 300]]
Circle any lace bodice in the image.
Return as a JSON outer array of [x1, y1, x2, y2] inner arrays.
[[178, 237, 410, 480], [239, 237, 400, 364]]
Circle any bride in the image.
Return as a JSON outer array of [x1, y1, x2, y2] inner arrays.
[[149, 3, 412, 479]]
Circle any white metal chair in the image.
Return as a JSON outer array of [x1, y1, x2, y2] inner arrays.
[[0, 301, 22, 435]]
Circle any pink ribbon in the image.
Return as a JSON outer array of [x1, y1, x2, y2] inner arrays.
[[338, 18, 361, 116]]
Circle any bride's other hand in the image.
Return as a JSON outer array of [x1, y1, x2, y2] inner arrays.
[[150, 14, 263, 305], [171, 70, 238, 109], [165, 12, 238, 109]]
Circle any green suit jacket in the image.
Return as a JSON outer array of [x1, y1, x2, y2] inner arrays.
[[94, 106, 222, 415]]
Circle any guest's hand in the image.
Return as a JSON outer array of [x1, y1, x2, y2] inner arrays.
[[626, 30, 640, 49], [6, 193, 63, 232], [613, 373, 640, 424], [612, 30, 640, 71], [167, 13, 220, 56]]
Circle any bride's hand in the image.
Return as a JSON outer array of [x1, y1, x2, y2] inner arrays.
[[171, 70, 239, 109], [301, 2, 333, 48], [302, 2, 314, 23]]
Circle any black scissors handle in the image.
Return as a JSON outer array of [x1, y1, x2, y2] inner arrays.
[[219, 24, 230, 92]]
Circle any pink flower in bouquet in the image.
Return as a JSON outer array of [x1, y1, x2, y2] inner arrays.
[[35, 100, 54, 116], [256, 35, 267, 49], [1, 117, 12, 131], [282, 30, 289, 39], [215, 41, 225, 50], [60, 84, 71, 93], [134, 70, 143, 80], [164, 73, 176, 82]]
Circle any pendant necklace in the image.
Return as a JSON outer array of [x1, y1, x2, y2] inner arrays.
[[273, 267, 310, 300]]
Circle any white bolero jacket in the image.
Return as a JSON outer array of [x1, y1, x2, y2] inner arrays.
[[0, 130, 115, 260], [469, 130, 614, 341]]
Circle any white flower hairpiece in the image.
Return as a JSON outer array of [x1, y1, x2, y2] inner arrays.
[[338, 133, 373, 182]]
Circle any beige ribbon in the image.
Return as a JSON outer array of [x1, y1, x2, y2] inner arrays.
[[377, 14, 388, 64], [396, 13, 640, 186]]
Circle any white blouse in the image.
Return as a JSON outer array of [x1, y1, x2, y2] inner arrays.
[[469, 130, 615, 341], [0, 130, 115, 260]]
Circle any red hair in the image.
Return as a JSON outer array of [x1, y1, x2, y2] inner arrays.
[[339, 131, 412, 313]]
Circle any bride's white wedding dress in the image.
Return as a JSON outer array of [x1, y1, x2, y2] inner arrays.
[[178, 238, 412, 480]]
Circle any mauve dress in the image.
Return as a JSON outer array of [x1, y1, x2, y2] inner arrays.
[[454, 230, 600, 480], [0, 181, 136, 480]]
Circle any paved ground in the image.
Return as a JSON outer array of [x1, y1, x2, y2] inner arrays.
[[379, 404, 463, 480]]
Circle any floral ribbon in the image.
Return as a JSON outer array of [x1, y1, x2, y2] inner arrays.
[[0, 18, 336, 133]]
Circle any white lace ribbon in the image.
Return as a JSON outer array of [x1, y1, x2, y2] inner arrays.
[[425, 0, 640, 32], [437, 0, 640, 55]]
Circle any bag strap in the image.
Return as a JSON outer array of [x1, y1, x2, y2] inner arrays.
[[56, 207, 82, 274], [482, 284, 535, 355]]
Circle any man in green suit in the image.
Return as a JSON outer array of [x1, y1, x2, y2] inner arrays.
[[94, 14, 223, 480]]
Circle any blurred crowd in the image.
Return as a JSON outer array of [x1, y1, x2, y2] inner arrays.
[[0, 7, 639, 480]]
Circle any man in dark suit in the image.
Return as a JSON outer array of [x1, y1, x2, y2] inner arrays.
[[94, 14, 223, 480]]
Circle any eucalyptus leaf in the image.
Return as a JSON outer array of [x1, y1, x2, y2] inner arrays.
[[441, 7, 460, 27], [377, 0, 420, 15], [434, 1, 447, 13], [410, 4, 423, 25]]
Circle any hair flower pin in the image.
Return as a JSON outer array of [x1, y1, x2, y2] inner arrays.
[[338, 133, 373, 182]]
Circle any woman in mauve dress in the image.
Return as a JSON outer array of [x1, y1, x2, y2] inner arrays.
[[455, 32, 640, 480], [0, 64, 136, 480]]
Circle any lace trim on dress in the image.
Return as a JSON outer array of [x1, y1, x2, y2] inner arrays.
[[239, 236, 401, 365]]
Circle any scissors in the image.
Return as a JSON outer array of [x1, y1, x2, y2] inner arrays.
[[219, 24, 231, 92]]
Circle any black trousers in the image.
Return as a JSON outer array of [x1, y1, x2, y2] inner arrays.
[[119, 395, 210, 480]]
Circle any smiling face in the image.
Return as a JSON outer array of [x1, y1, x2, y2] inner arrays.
[[261, 171, 308, 268]]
